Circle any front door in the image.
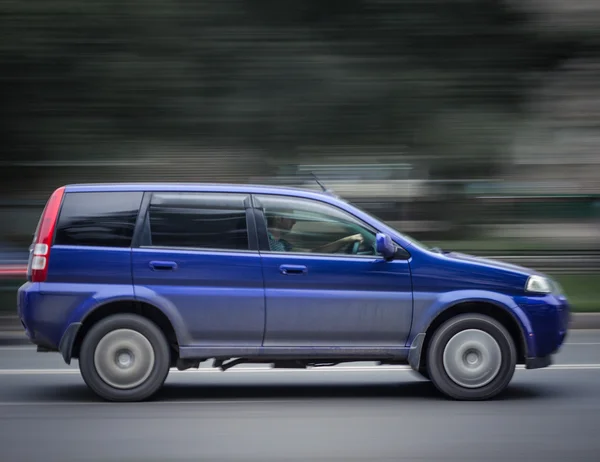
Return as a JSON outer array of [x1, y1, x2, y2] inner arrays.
[[132, 191, 265, 347], [253, 193, 413, 349]]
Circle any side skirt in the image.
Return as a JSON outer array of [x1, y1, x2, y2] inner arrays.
[[176, 346, 411, 370]]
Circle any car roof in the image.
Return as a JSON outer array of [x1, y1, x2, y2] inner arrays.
[[63, 182, 339, 202]]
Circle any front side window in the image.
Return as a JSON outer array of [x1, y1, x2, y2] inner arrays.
[[146, 192, 250, 251], [255, 194, 378, 256]]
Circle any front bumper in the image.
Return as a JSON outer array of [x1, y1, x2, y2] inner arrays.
[[526, 355, 552, 370], [515, 292, 570, 359]]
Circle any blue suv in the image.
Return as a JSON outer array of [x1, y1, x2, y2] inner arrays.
[[17, 183, 570, 402]]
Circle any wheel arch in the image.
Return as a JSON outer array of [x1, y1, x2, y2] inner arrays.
[[409, 300, 530, 374], [60, 299, 180, 365]]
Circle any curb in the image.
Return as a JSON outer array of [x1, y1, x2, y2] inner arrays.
[[568, 313, 600, 330], [1, 313, 600, 347], [0, 333, 32, 346]]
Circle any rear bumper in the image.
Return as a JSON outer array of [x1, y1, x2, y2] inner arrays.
[[17, 282, 37, 343], [17, 282, 59, 350]]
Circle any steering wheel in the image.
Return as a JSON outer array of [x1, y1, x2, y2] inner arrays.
[[344, 235, 377, 255]]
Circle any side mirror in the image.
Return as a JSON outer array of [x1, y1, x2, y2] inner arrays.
[[376, 233, 396, 260]]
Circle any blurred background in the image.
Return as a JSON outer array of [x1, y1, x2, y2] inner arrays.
[[1, 0, 599, 329]]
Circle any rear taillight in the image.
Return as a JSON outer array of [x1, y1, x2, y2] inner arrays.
[[28, 186, 65, 283]]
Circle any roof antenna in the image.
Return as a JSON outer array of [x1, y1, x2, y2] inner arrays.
[[311, 172, 327, 192], [310, 172, 338, 197]]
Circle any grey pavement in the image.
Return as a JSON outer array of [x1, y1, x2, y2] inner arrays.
[[1, 370, 599, 462], [0, 331, 599, 461]]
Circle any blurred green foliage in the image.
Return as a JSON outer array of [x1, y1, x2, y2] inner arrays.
[[551, 273, 600, 313]]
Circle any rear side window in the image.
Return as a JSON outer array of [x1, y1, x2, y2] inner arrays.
[[54, 192, 143, 248], [146, 192, 249, 251]]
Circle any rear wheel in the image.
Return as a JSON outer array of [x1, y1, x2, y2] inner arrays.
[[426, 313, 517, 401], [79, 313, 171, 402]]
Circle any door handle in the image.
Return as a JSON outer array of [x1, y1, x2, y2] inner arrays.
[[149, 261, 178, 271], [279, 264, 307, 275]]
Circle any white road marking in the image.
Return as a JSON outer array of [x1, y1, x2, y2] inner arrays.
[[0, 363, 600, 375], [0, 347, 37, 351]]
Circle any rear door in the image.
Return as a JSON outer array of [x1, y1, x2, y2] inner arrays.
[[131, 191, 265, 347], [253, 193, 413, 349], [40, 190, 143, 341]]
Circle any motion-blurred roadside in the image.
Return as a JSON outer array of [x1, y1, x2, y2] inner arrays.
[[1, 0, 600, 329]]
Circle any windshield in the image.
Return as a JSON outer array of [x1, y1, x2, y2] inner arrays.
[[345, 200, 432, 251], [382, 222, 432, 251]]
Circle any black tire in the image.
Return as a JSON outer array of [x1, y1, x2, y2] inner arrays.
[[79, 313, 171, 402], [426, 313, 517, 401]]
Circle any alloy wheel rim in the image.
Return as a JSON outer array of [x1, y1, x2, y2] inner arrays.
[[442, 329, 502, 388], [93, 329, 155, 390]]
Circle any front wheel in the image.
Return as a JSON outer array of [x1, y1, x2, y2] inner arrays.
[[79, 313, 171, 402], [426, 313, 517, 401]]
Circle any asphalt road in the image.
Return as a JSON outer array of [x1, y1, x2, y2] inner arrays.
[[1, 331, 600, 462]]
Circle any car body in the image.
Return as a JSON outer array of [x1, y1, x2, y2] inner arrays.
[[17, 182, 570, 401]]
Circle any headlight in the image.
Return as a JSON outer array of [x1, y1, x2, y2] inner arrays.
[[525, 275, 553, 294]]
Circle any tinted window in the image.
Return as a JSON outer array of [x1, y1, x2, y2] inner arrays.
[[255, 194, 378, 256], [54, 192, 143, 248], [147, 193, 249, 251]]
